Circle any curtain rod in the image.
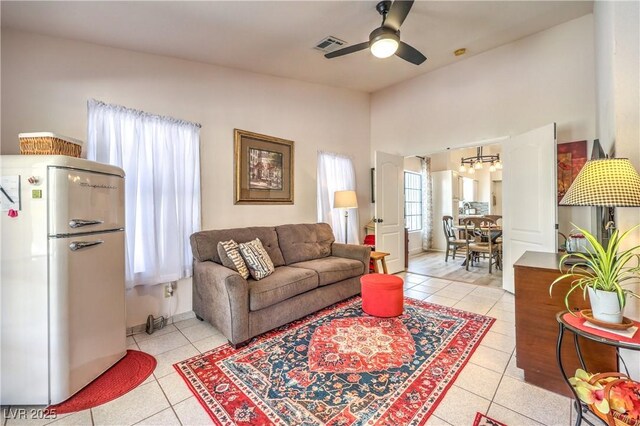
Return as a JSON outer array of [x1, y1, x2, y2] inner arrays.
[[88, 99, 202, 128]]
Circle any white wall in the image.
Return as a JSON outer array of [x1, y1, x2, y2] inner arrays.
[[371, 14, 596, 156], [0, 29, 371, 327], [372, 16, 596, 240], [594, 1, 640, 376]]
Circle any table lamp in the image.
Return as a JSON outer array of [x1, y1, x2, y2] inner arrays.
[[333, 190, 358, 244], [559, 158, 640, 242]]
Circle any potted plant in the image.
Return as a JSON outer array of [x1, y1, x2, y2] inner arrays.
[[550, 224, 640, 324]]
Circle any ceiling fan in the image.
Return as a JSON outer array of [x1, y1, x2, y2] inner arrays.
[[325, 0, 426, 65]]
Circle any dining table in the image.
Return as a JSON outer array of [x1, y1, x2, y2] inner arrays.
[[453, 225, 503, 266], [453, 225, 502, 240]]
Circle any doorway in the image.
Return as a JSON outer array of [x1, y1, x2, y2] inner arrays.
[[407, 143, 504, 288], [405, 123, 558, 293]]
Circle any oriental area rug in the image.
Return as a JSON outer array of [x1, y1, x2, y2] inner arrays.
[[473, 412, 508, 426], [174, 297, 494, 425]]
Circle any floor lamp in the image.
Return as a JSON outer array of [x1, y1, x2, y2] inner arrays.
[[333, 190, 358, 244], [559, 158, 640, 246]]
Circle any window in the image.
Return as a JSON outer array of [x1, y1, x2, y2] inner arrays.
[[404, 171, 422, 231], [317, 151, 359, 244], [87, 99, 201, 288]]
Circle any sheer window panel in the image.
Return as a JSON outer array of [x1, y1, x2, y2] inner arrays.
[[87, 99, 201, 288]]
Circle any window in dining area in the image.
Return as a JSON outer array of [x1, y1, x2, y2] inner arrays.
[[404, 171, 422, 232]]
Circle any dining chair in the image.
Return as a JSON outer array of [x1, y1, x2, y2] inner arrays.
[[442, 216, 467, 262], [463, 217, 502, 273], [482, 215, 503, 244]]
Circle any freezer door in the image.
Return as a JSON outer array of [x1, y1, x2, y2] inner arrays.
[[49, 230, 126, 404], [48, 167, 124, 236]]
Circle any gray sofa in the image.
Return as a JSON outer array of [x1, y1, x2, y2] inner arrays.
[[189, 223, 371, 347]]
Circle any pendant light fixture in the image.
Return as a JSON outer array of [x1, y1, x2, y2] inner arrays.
[[460, 147, 502, 173]]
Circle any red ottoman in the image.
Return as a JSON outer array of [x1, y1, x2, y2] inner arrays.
[[360, 273, 404, 317]]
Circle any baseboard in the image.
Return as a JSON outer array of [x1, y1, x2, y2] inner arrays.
[[408, 248, 424, 256], [126, 310, 196, 336]]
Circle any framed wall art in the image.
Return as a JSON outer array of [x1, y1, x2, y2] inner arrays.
[[557, 140, 587, 203], [234, 129, 294, 204]]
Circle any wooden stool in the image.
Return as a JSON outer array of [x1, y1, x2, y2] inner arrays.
[[370, 251, 390, 274]]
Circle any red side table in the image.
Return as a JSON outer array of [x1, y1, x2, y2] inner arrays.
[[360, 274, 404, 317], [556, 311, 640, 426]]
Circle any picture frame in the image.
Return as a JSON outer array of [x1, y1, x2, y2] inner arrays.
[[234, 129, 294, 204], [557, 140, 587, 204]]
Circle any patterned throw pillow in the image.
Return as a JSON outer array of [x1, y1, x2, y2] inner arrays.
[[238, 238, 275, 281], [217, 240, 250, 279]]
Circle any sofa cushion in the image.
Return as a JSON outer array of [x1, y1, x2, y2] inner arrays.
[[290, 256, 365, 286], [275, 223, 335, 265], [239, 238, 275, 281], [190, 226, 286, 266], [249, 266, 318, 311], [217, 240, 250, 279]]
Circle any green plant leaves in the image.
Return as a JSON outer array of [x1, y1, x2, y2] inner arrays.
[[549, 224, 640, 311]]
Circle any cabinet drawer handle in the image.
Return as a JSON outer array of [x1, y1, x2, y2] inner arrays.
[[69, 240, 104, 251]]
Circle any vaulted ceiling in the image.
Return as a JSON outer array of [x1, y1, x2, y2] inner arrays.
[[1, 1, 593, 92]]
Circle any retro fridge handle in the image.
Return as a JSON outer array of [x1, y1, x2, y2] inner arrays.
[[68, 219, 104, 228], [69, 240, 104, 251]]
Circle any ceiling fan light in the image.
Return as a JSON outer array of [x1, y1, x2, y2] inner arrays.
[[371, 37, 399, 58]]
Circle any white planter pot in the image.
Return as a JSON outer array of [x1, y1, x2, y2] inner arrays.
[[587, 287, 625, 324]]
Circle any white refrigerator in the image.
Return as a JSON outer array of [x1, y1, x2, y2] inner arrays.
[[1, 155, 127, 405]]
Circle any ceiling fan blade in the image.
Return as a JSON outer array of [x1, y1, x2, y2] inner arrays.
[[383, 0, 414, 31], [395, 41, 427, 65], [324, 42, 369, 59]]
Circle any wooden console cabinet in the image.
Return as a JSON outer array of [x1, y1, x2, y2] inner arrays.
[[514, 251, 617, 397]]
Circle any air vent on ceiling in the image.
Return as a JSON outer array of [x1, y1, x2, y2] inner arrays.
[[313, 36, 347, 53]]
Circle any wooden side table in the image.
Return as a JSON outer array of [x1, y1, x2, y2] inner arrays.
[[514, 251, 617, 396], [370, 251, 390, 274]]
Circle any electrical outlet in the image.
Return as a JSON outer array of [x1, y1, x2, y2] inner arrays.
[[164, 283, 175, 298]]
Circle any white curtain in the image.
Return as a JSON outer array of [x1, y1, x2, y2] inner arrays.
[[87, 99, 201, 288], [317, 151, 360, 244], [421, 156, 434, 250]]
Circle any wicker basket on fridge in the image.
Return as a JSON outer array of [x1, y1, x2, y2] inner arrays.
[[19, 132, 83, 158]]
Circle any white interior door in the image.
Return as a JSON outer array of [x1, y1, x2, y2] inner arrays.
[[502, 123, 557, 292], [374, 151, 405, 274]]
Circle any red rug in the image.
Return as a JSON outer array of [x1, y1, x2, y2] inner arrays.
[[174, 297, 494, 425], [47, 349, 156, 414], [473, 412, 507, 426]]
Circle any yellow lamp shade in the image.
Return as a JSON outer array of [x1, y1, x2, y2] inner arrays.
[[333, 190, 358, 209], [560, 158, 640, 207]]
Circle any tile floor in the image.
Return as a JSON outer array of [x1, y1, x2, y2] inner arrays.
[[2, 272, 583, 426]]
